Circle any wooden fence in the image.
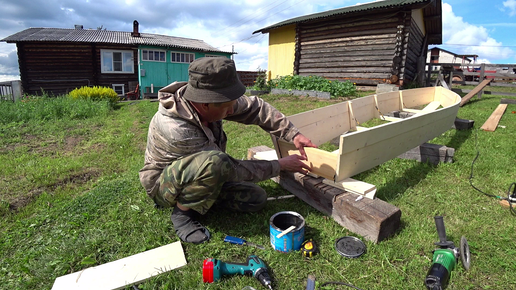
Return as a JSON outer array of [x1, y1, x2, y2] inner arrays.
[[237, 71, 264, 88], [425, 63, 516, 97], [0, 80, 23, 102]]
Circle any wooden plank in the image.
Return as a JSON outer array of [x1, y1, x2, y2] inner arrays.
[[401, 87, 438, 109], [322, 178, 377, 199], [248, 146, 401, 243], [51, 242, 187, 290], [285, 102, 350, 146], [287, 148, 337, 180], [422, 101, 441, 112], [480, 104, 508, 132], [335, 103, 459, 181], [460, 79, 493, 106], [452, 89, 516, 98]]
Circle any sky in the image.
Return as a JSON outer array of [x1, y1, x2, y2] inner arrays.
[[1, 0, 516, 82]]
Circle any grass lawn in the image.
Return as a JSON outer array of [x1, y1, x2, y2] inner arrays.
[[0, 89, 515, 290]]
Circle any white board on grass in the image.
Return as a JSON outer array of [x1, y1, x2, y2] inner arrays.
[[51, 241, 187, 290]]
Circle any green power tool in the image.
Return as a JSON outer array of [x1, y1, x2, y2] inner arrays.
[[203, 255, 273, 290], [425, 216, 471, 290]]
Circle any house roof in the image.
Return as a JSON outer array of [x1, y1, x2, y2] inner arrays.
[[253, 0, 442, 44], [1, 27, 232, 54]]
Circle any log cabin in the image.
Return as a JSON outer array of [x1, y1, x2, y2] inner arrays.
[[253, 0, 443, 87]]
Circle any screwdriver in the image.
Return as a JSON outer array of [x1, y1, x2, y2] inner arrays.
[[224, 235, 265, 250]]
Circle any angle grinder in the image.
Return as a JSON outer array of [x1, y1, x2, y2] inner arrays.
[[425, 216, 471, 290]]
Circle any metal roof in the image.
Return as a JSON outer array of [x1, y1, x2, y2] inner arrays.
[[1, 27, 231, 54], [253, 0, 441, 44]]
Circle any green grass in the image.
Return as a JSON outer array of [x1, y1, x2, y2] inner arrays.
[[1, 90, 515, 290]]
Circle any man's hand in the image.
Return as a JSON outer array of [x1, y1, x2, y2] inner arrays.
[[278, 154, 312, 175], [292, 133, 317, 159]]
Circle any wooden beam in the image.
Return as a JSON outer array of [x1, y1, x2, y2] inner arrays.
[[51, 242, 187, 290], [500, 98, 516, 105], [459, 79, 493, 107], [332, 192, 401, 243], [480, 104, 508, 132], [248, 146, 401, 243]]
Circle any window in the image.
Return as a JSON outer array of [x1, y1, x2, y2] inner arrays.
[[112, 84, 125, 96], [142, 50, 166, 62], [101, 50, 134, 73], [171, 52, 195, 63]]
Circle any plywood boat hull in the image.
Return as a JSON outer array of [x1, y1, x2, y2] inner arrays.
[[272, 86, 461, 183]]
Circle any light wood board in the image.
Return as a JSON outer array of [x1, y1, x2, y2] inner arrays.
[[480, 104, 508, 132], [460, 79, 492, 106], [322, 178, 377, 199], [335, 103, 459, 181], [51, 241, 187, 290]]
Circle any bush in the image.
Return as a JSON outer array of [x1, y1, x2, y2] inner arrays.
[[69, 86, 119, 107], [270, 75, 356, 98], [250, 68, 269, 91]]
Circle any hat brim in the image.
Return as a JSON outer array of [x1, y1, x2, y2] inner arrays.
[[182, 80, 246, 103]]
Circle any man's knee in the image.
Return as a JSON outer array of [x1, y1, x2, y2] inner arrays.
[[249, 186, 267, 212], [220, 182, 267, 212]]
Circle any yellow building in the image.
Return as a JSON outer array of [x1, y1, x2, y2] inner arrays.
[[253, 0, 443, 86]]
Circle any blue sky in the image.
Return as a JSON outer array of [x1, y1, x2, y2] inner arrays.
[[1, 0, 515, 82]]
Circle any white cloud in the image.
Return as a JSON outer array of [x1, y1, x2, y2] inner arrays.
[[0, 74, 20, 82], [442, 3, 514, 61], [503, 0, 516, 16]]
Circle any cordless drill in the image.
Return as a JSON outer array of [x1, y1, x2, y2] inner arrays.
[[203, 255, 273, 290], [425, 216, 470, 290]]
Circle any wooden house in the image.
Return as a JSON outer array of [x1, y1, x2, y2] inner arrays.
[[1, 21, 233, 98], [253, 0, 443, 87]]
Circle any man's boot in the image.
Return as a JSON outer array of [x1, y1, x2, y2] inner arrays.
[[170, 206, 210, 244]]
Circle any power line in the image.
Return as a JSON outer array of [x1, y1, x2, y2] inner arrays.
[[444, 43, 516, 48], [217, 0, 308, 49], [219, 0, 292, 31]]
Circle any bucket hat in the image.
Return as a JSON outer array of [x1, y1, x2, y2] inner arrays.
[[182, 57, 246, 103]]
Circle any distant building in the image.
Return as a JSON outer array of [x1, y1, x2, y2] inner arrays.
[[1, 21, 233, 98], [427, 47, 478, 71]]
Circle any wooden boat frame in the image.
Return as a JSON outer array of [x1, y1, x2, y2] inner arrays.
[[271, 86, 462, 192]]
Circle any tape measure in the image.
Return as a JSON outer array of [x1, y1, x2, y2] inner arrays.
[[301, 239, 318, 258]]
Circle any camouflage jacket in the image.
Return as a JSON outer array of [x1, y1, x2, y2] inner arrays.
[[139, 81, 300, 199]]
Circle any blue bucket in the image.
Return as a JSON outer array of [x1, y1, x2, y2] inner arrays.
[[269, 211, 305, 252]]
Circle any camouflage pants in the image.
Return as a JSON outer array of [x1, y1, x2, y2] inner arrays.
[[158, 150, 267, 215]]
